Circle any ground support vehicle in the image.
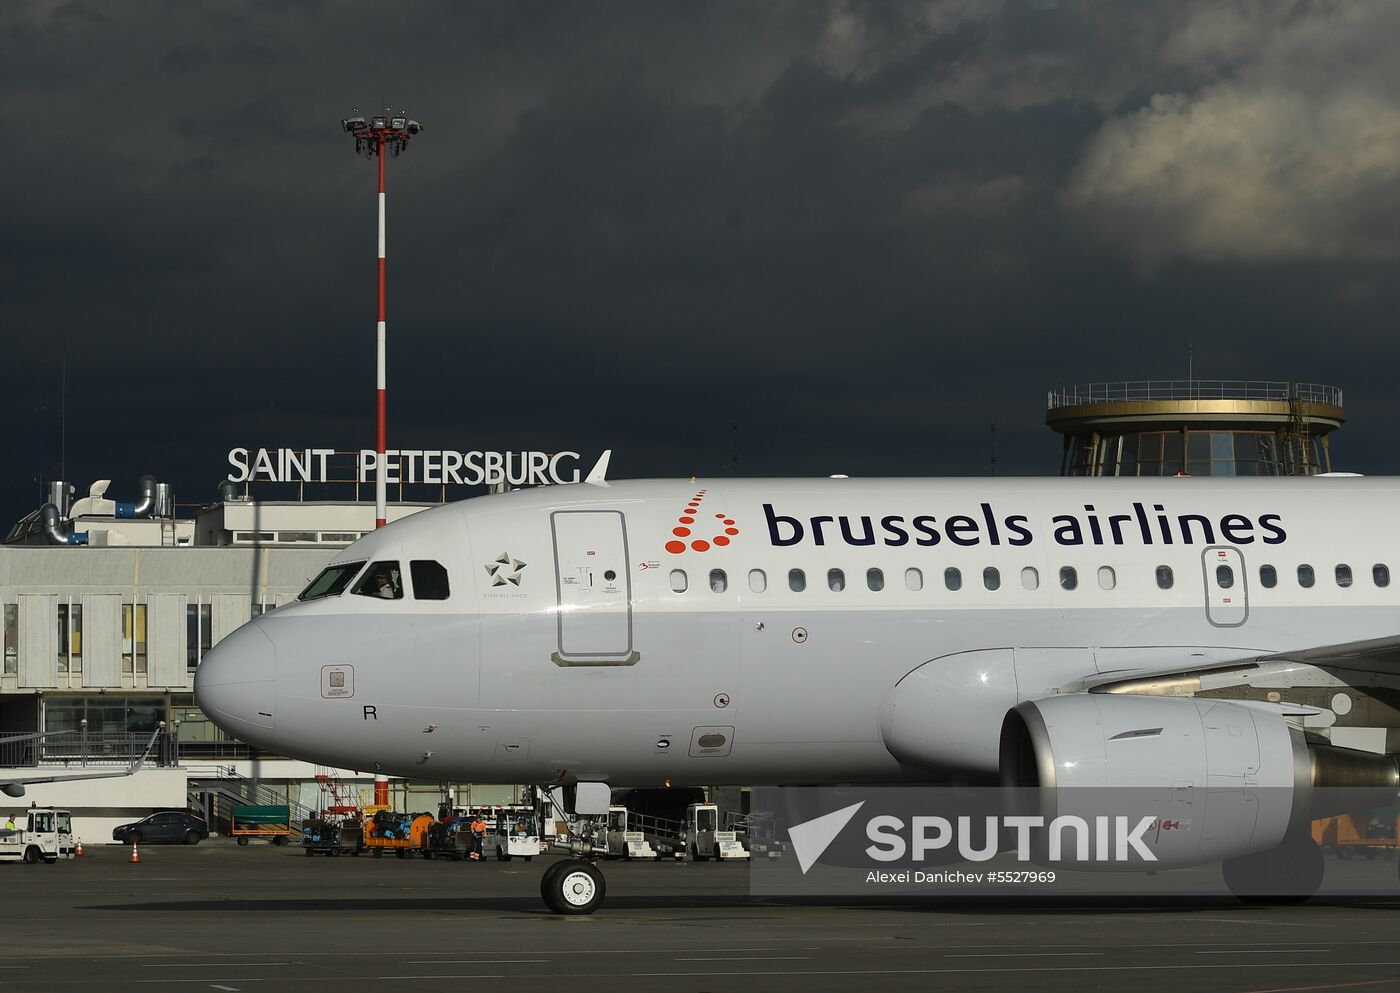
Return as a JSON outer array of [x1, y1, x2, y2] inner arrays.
[[231, 805, 291, 846], [301, 816, 363, 856], [485, 807, 540, 861], [603, 807, 656, 860], [0, 808, 75, 864], [686, 803, 749, 861], [363, 806, 416, 859], [423, 818, 473, 860], [728, 810, 786, 860], [1314, 810, 1400, 859]]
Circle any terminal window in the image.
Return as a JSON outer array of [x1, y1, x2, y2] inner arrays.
[[122, 604, 147, 674], [3, 604, 15, 675], [187, 603, 211, 669], [57, 603, 82, 674]]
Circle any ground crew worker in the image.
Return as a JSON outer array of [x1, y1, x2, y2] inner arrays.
[[5, 814, 14, 831], [470, 814, 487, 859]]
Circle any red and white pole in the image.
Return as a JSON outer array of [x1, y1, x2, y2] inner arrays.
[[375, 146, 388, 529]]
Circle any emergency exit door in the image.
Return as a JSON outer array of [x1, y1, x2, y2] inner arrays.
[[1202, 546, 1248, 628], [551, 510, 637, 665]]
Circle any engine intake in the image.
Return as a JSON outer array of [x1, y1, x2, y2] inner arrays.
[[999, 694, 1399, 868]]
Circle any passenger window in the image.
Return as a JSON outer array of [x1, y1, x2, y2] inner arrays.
[[1155, 565, 1174, 590], [1216, 564, 1234, 589], [748, 569, 767, 593], [1021, 566, 1039, 591], [828, 568, 845, 592], [1059, 566, 1078, 591], [352, 561, 403, 600], [904, 568, 923, 592], [867, 568, 884, 592], [1335, 564, 1353, 588], [788, 569, 806, 593], [1098, 566, 1116, 591], [409, 560, 450, 600], [944, 567, 962, 591], [1260, 564, 1277, 589], [670, 570, 688, 594], [983, 567, 1000, 591], [709, 569, 728, 594], [1374, 564, 1390, 588], [1298, 564, 1315, 589]]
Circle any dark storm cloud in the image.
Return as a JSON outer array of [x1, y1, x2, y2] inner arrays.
[[3, 1, 1398, 523]]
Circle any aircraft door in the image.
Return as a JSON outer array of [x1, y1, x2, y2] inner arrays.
[[1202, 546, 1248, 628], [551, 510, 638, 665]]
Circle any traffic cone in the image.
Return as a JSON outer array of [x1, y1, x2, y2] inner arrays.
[[75, 839, 83, 857], [130, 841, 140, 864]]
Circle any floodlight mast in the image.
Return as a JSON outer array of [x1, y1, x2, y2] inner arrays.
[[340, 109, 423, 528]]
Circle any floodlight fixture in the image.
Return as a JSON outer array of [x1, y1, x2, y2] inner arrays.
[[339, 105, 424, 528]]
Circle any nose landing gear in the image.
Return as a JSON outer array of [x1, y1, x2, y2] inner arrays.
[[541, 859, 607, 915]]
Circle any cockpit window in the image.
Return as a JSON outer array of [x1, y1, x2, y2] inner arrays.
[[410, 560, 451, 600], [298, 561, 365, 601], [352, 561, 404, 600]]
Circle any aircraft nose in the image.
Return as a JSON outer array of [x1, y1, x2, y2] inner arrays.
[[194, 621, 277, 733]]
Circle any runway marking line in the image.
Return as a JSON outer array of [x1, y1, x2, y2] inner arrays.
[[673, 956, 811, 962], [1237, 980, 1400, 993], [1196, 949, 1332, 955], [144, 963, 289, 968], [396, 960, 549, 965], [947, 952, 1105, 958], [628, 962, 1400, 978]]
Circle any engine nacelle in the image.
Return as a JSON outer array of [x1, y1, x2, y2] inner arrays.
[[1, 783, 25, 798], [1000, 694, 1399, 869]]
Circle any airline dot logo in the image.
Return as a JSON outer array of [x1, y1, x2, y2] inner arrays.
[[665, 488, 740, 554]]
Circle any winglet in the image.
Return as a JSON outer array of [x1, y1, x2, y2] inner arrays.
[[584, 450, 612, 485], [126, 722, 166, 775]]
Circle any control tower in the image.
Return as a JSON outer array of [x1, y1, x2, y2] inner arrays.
[[1046, 381, 1344, 477]]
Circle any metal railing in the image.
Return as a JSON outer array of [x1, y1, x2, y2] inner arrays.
[[1048, 381, 1343, 410], [188, 766, 315, 835], [0, 729, 178, 769]]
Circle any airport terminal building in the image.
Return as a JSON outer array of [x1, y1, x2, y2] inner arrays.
[[1, 448, 592, 839]]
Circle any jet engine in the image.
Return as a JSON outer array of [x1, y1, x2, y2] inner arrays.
[[999, 694, 1399, 879]]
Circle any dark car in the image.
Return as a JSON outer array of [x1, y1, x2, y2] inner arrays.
[[112, 811, 209, 846]]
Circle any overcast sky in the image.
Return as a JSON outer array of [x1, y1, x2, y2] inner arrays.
[[3, 1, 1398, 522]]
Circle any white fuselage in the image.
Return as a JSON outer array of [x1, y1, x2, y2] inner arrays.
[[195, 476, 1400, 787]]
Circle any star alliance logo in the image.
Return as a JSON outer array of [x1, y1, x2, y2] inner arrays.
[[485, 553, 527, 587]]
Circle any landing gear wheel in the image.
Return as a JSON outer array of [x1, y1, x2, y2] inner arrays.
[[1223, 834, 1325, 904], [542, 860, 606, 915]]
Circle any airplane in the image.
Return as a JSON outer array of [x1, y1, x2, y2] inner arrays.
[[195, 475, 1400, 913], [2, 725, 167, 798]]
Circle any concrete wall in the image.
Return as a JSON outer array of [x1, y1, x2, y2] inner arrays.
[[12, 768, 189, 845]]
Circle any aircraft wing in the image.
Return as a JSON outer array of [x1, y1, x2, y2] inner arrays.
[[0, 724, 164, 798], [1079, 633, 1400, 695]]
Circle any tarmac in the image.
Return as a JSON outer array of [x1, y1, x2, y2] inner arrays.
[[3, 843, 1400, 993]]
